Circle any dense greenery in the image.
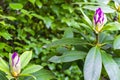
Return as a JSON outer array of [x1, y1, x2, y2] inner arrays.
[[0, 0, 120, 80]]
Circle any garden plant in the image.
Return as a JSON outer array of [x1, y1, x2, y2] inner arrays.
[[0, 0, 120, 80]]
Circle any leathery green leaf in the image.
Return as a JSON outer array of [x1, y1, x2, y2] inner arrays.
[[101, 51, 120, 80], [20, 51, 32, 69], [84, 46, 102, 80], [21, 65, 43, 74]]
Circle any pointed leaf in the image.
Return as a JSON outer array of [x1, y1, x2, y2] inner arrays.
[[101, 51, 120, 80], [102, 22, 120, 31], [21, 65, 43, 74], [20, 51, 32, 69], [49, 51, 86, 63], [84, 47, 102, 80], [44, 38, 87, 48], [0, 58, 10, 75]]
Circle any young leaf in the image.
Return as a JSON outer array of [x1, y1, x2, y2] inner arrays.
[[84, 47, 102, 80], [24, 69, 55, 80], [101, 51, 120, 80], [79, 8, 92, 27], [49, 51, 86, 63], [21, 65, 43, 74], [113, 35, 120, 49], [102, 22, 120, 31], [0, 58, 10, 75], [20, 51, 32, 69], [9, 3, 23, 10]]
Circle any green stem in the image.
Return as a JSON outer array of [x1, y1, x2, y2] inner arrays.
[[95, 32, 99, 45]]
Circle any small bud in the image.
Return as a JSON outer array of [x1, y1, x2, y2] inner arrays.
[[93, 8, 107, 33], [11, 52, 21, 77]]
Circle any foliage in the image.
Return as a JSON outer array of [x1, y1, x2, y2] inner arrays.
[[0, 0, 120, 80]]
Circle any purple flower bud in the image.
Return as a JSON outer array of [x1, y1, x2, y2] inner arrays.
[[11, 52, 21, 77], [93, 8, 107, 33]]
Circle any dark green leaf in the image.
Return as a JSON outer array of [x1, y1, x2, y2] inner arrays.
[[44, 38, 88, 48], [84, 47, 102, 80]]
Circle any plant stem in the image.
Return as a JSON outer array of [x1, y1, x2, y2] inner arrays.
[[95, 32, 99, 45]]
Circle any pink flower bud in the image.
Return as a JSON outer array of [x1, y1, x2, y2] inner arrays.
[[11, 52, 21, 77], [93, 8, 107, 33]]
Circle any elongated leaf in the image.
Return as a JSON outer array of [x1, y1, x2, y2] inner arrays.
[[79, 8, 92, 27], [44, 38, 87, 48], [49, 51, 86, 63], [101, 51, 120, 80], [102, 22, 120, 31], [9, 3, 23, 10], [84, 47, 102, 80], [113, 35, 120, 49], [20, 51, 32, 69], [21, 65, 43, 74], [83, 5, 115, 13], [0, 58, 10, 75], [24, 69, 55, 80]]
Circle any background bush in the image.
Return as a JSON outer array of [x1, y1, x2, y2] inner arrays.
[[0, 0, 120, 80]]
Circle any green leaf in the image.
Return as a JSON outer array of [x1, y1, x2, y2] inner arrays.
[[0, 31, 12, 40], [79, 8, 92, 27], [63, 28, 73, 38], [29, 0, 36, 5], [102, 22, 120, 31], [49, 51, 86, 63], [101, 51, 120, 80], [36, 0, 42, 8], [0, 58, 10, 75], [44, 38, 87, 48], [21, 65, 43, 74], [84, 47, 102, 80], [83, 5, 115, 13], [113, 35, 120, 49], [0, 71, 8, 80], [20, 51, 32, 69], [9, 3, 23, 10], [114, 58, 120, 67], [24, 69, 55, 80]]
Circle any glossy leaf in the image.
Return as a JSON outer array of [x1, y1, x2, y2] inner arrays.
[[21, 65, 43, 74], [84, 47, 102, 80], [101, 51, 120, 80], [20, 51, 32, 69], [49, 51, 86, 63], [113, 35, 120, 49]]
